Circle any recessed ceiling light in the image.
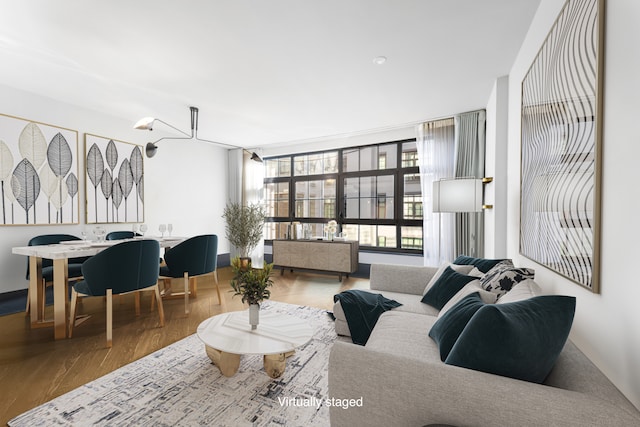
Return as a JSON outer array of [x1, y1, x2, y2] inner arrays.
[[373, 56, 387, 65]]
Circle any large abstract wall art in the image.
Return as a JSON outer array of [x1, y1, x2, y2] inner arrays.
[[85, 134, 144, 224], [0, 113, 79, 225], [520, 0, 604, 292]]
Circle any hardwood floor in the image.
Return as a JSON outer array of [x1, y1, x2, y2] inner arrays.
[[0, 267, 368, 424]]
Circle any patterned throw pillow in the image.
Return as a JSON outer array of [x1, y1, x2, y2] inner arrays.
[[453, 255, 513, 274], [480, 263, 535, 298]]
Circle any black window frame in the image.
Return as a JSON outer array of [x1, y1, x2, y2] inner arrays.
[[263, 138, 422, 254]]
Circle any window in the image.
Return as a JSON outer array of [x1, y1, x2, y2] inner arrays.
[[264, 140, 422, 253]]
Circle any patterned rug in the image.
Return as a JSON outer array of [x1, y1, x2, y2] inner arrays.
[[9, 301, 337, 427]]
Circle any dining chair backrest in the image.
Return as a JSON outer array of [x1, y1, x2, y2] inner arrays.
[[164, 234, 218, 277], [81, 240, 160, 296], [106, 231, 138, 240], [26, 234, 85, 279]]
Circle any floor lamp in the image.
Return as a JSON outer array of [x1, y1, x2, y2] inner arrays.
[[432, 177, 493, 259]]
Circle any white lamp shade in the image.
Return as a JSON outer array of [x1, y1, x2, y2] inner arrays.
[[433, 178, 483, 212], [134, 117, 156, 130]]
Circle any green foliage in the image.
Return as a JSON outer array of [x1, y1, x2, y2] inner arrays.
[[229, 257, 274, 305], [222, 202, 265, 258]]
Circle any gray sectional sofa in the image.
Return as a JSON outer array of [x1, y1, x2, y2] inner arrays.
[[328, 263, 640, 426]]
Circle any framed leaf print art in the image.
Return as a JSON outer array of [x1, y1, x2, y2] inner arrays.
[[85, 134, 144, 224], [520, 0, 604, 292], [0, 113, 79, 225]]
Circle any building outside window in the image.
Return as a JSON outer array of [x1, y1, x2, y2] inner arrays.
[[263, 140, 423, 253]]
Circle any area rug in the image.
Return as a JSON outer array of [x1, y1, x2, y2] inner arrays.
[[9, 301, 337, 427]]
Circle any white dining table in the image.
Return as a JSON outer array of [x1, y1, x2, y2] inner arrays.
[[12, 236, 185, 340]]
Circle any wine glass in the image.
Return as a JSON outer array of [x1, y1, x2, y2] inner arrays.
[[93, 226, 106, 242], [159, 224, 166, 238], [81, 230, 88, 241], [167, 223, 173, 237], [139, 224, 148, 236]]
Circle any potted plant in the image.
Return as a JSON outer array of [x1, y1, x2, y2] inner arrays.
[[229, 257, 274, 329], [223, 202, 266, 267]]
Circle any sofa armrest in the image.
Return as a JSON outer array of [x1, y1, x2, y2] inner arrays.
[[328, 341, 640, 427], [369, 263, 438, 295]]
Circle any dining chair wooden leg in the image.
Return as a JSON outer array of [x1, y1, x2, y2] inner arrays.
[[154, 284, 165, 327], [161, 278, 172, 296], [151, 287, 156, 311], [134, 291, 141, 316], [192, 276, 198, 298], [106, 289, 113, 348], [214, 271, 221, 304], [184, 272, 189, 314], [69, 288, 78, 338]]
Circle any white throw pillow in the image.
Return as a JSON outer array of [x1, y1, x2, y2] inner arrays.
[[438, 280, 497, 318], [467, 267, 485, 278], [497, 279, 543, 303], [423, 263, 475, 295]]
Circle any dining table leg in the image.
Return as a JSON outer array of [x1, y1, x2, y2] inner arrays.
[[28, 256, 43, 325], [52, 258, 69, 339]]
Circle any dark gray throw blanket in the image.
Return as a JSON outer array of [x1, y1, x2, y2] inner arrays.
[[333, 290, 402, 345]]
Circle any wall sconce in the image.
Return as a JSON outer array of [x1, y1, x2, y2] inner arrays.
[[432, 177, 493, 212], [134, 106, 262, 162]]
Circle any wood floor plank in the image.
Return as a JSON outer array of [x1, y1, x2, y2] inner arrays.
[[0, 267, 368, 424]]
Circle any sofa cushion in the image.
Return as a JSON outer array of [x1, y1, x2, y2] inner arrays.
[[497, 279, 542, 303], [423, 263, 475, 295], [480, 264, 535, 298], [453, 255, 512, 273], [366, 311, 441, 362], [421, 267, 478, 310], [438, 281, 497, 318], [445, 295, 576, 383], [429, 292, 486, 361]]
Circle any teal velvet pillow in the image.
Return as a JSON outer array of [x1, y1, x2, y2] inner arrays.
[[421, 266, 477, 310], [445, 295, 576, 383], [429, 292, 486, 361], [453, 255, 510, 273]]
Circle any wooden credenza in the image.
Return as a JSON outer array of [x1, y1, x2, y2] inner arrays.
[[272, 239, 359, 281]]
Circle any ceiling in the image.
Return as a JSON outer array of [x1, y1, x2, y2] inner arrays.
[[0, 0, 540, 148]]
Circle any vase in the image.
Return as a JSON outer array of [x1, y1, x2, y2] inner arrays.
[[249, 304, 259, 330], [238, 257, 252, 270]]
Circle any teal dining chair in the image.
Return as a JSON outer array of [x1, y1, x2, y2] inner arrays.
[[68, 239, 164, 347], [25, 234, 89, 316], [106, 231, 139, 240], [157, 234, 220, 314]]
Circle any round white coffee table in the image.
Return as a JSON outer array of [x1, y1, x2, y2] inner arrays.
[[196, 309, 314, 378]]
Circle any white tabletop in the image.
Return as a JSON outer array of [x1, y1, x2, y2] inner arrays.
[[196, 310, 314, 356], [12, 236, 185, 259]]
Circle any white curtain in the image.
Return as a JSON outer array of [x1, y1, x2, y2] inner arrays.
[[227, 149, 244, 258], [454, 110, 486, 257], [415, 118, 456, 266], [243, 149, 265, 266], [227, 148, 265, 266]]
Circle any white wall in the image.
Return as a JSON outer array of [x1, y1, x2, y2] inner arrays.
[[0, 84, 228, 293], [484, 76, 509, 258], [507, 0, 640, 409]]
